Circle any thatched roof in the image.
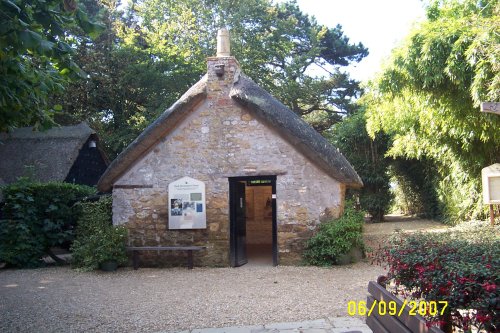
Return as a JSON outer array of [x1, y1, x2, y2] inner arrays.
[[97, 74, 362, 192], [97, 77, 208, 192], [231, 74, 362, 188], [0, 122, 97, 184]]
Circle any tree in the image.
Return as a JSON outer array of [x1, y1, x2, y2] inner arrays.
[[54, 0, 368, 156], [328, 109, 392, 221], [0, 0, 103, 131], [138, 0, 368, 131], [52, 0, 199, 156], [365, 0, 500, 222], [389, 158, 441, 218]]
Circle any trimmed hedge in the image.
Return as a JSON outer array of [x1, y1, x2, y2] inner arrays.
[[0, 179, 95, 268], [304, 201, 365, 266]]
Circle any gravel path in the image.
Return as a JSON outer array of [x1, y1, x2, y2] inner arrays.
[[363, 215, 449, 251], [0, 263, 385, 333], [1, 217, 445, 333]]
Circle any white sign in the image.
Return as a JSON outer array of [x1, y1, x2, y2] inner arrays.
[[168, 177, 206, 229], [482, 164, 500, 204]]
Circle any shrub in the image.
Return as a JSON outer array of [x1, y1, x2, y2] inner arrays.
[[0, 179, 95, 268], [374, 222, 499, 333], [71, 196, 128, 271], [304, 201, 365, 266]]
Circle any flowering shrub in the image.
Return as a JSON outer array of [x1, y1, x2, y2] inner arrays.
[[373, 222, 499, 333]]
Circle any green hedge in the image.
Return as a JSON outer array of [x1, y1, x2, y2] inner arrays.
[[304, 201, 365, 266], [71, 196, 128, 271], [0, 179, 96, 268]]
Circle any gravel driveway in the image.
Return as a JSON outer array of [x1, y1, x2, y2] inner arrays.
[[0, 263, 385, 333], [2, 217, 445, 333]]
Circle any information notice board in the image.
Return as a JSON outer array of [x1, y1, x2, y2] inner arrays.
[[168, 177, 207, 229]]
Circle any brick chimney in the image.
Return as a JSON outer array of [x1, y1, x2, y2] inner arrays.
[[207, 28, 240, 101]]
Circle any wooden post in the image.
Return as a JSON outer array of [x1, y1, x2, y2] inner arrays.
[[187, 250, 194, 269], [490, 204, 496, 226], [133, 251, 139, 270]]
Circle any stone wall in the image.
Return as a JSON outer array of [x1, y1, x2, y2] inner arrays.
[[112, 56, 345, 266]]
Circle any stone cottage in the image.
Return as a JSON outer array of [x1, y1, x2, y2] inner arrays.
[[97, 29, 362, 267]]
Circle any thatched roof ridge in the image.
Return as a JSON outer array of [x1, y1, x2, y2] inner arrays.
[[230, 74, 363, 187], [1, 122, 94, 140], [97, 75, 208, 192], [0, 122, 96, 184]]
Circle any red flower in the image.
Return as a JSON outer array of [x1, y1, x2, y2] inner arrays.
[[439, 286, 449, 295], [482, 282, 496, 292], [458, 277, 473, 284], [476, 314, 491, 323]]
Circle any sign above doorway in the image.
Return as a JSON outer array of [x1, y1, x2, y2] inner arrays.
[[246, 179, 273, 186]]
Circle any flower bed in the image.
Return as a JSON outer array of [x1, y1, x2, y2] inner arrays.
[[373, 221, 499, 333]]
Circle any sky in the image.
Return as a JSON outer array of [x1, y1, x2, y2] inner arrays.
[[289, 0, 426, 82]]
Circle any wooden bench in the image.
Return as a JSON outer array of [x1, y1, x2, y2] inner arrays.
[[367, 280, 444, 333], [126, 246, 206, 270]]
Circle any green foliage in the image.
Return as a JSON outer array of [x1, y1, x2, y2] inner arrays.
[[304, 202, 365, 266], [71, 196, 127, 271], [365, 0, 500, 223], [53, 0, 368, 156], [374, 222, 499, 332], [0, 179, 95, 268], [390, 158, 441, 218], [52, 0, 197, 156], [328, 110, 392, 221], [0, 0, 104, 131], [137, 0, 367, 130]]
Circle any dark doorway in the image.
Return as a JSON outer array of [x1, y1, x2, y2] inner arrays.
[[229, 180, 247, 267], [229, 176, 277, 267]]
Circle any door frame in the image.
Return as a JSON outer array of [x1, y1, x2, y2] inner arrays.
[[228, 175, 278, 266]]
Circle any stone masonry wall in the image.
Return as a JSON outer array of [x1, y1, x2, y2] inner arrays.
[[112, 56, 344, 266]]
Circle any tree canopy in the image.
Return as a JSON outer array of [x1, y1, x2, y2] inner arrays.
[[52, 0, 367, 156], [328, 109, 392, 221], [364, 0, 500, 222], [134, 0, 368, 125], [0, 0, 103, 131]]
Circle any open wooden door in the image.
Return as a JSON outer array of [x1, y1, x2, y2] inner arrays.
[[229, 180, 248, 267]]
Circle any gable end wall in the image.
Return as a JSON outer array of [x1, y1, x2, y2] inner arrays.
[[112, 58, 345, 266]]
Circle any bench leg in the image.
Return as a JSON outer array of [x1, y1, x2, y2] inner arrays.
[[133, 251, 139, 270], [187, 250, 193, 269]]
